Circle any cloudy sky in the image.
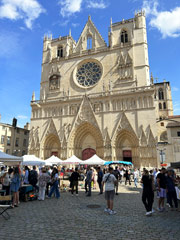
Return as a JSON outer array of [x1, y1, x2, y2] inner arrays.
[[0, 0, 180, 127]]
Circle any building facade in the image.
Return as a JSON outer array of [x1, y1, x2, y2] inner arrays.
[[0, 119, 29, 156], [29, 12, 169, 168]]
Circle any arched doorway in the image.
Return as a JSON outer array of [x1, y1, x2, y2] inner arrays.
[[68, 122, 104, 159], [82, 148, 96, 160], [114, 130, 139, 165], [43, 134, 61, 159]]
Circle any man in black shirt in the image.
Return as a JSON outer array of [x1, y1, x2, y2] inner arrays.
[[157, 168, 167, 211], [71, 167, 80, 196], [113, 166, 120, 195]]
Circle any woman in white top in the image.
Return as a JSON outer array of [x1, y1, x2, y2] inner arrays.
[[2, 168, 13, 195]]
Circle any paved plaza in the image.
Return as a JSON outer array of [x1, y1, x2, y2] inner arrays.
[[0, 183, 180, 240]]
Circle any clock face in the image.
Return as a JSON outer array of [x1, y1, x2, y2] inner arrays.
[[76, 61, 102, 87]]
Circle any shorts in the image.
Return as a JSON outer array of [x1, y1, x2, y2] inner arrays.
[[159, 188, 166, 198], [105, 190, 115, 201]]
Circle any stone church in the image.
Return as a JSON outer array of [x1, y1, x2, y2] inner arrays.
[[29, 11, 173, 168]]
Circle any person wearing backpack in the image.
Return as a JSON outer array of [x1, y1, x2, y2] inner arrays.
[[102, 167, 117, 215], [29, 166, 38, 192]]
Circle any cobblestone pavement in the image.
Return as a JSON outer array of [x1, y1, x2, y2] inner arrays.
[[0, 183, 180, 240]]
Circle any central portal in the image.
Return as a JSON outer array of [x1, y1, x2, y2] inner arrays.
[[123, 150, 132, 163], [82, 148, 96, 160]]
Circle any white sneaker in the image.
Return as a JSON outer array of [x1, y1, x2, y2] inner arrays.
[[151, 209, 155, 213], [145, 211, 152, 216], [109, 210, 117, 215], [104, 208, 110, 213]]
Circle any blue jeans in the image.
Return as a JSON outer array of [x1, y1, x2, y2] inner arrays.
[[134, 178, 138, 187], [48, 181, 60, 199], [87, 181, 91, 196]]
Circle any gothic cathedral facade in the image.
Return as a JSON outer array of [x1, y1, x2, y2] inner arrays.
[[29, 12, 172, 168]]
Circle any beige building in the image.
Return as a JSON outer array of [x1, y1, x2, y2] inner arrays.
[[29, 12, 175, 168], [0, 118, 29, 156]]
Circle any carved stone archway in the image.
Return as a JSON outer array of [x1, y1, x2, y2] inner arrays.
[[43, 134, 61, 159], [68, 122, 104, 159], [114, 129, 139, 166]]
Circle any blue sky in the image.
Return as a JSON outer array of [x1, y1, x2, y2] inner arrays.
[[0, 0, 180, 128]]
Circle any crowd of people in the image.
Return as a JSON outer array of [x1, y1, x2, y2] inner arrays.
[[0, 165, 179, 216]]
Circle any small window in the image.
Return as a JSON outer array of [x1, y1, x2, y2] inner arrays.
[[6, 149, 10, 154], [161, 122, 164, 126], [24, 131, 28, 135], [158, 88, 164, 100], [121, 30, 128, 43], [2, 126, 6, 130], [23, 139, 27, 147], [159, 103, 162, 110], [15, 138, 19, 147], [57, 46, 63, 57], [16, 128, 20, 133], [1, 135, 5, 144], [7, 136, 11, 146], [87, 36, 92, 50], [177, 132, 180, 137], [163, 102, 166, 109], [22, 150, 26, 156]]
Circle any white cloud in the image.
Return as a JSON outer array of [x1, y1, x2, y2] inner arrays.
[[0, 0, 45, 29], [58, 0, 83, 17], [72, 23, 80, 28], [172, 87, 179, 92], [58, 0, 108, 17], [87, 1, 107, 9], [142, 0, 180, 38], [17, 115, 28, 119]]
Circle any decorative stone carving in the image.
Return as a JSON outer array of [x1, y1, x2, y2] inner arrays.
[[117, 52, 133, 81], [49, 74, 60, 90]]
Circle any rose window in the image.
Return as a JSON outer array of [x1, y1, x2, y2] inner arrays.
[[76, 61, 102, 87]]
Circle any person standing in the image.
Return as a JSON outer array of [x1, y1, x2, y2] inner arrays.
[[71, 167, 80, 196], [124, 167, 131, 185], [102, 167, 117, 215], [113, 166, 120, 195], [166, 170, 178, 211], [2, 168, 13, 195], [29, 166, 38, 192], [38, 168, 51, 201], [133, 168, 139, 188], [48, 168, 60, 199], [10, 167, 21, 207], [141, 169, 154, 216], [156, 168, 167, 211], [97, 167, 103, 194], [24, 166, 29, 184], [86, 166, 92, 197]]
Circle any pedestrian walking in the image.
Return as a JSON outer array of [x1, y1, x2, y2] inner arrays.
[[102, 167, 117, 215], [38, 168, 51, 201], [48, 168, 60, 199], [71, 167, 80, 196], [86, 166, 92, 196], [141, 169, 154, 216], [166, 170, 178, 211], [156, 168, 167, 211], [97, 167, 103, 194], [133, 168, 139, 188], [124, 167, 131, 185]]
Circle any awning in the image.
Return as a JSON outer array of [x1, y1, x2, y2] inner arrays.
[[22, 155, 46, 166], [80, 154, 105, 165], [0, 151, 22, 166], [104, 161, 133, 166]]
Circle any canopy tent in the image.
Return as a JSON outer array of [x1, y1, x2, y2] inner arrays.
[[104, 161, 133, 166], [45, 155, 63, 165], [0, 151, 23, 166], [80, 154, 105, 165], [62, 155, 82, 165], [22, 155, 46, 166]]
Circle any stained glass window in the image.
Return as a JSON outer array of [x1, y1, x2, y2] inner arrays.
[[76, 62, 102, 87]]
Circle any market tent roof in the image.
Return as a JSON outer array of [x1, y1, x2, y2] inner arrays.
[[0, 151, 22, 165], [104, 161, 133, 165], [45, 155, 63, 165], [62, 155, 82, 164], [80, 154, 105, 165], [22, 155, 46, 166]]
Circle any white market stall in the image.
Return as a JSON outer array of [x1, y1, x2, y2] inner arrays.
[[0, 151, 23, 166], [22, 155, 46, 166], [62, 155, 82, 165], [80, 154, 105, 165], [45, 155, 63, 166]]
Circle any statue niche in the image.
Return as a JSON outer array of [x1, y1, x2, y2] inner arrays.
[[49, 74, 60, 90]]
